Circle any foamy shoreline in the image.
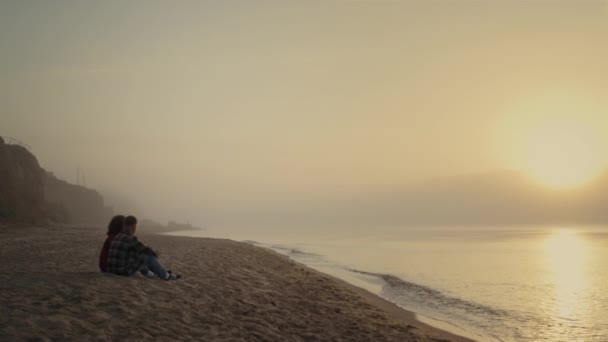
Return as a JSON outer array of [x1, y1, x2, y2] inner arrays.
[[1, 225, 472, 341]]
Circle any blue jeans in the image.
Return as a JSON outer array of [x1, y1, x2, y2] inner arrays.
[[139, 254, 168, 279]]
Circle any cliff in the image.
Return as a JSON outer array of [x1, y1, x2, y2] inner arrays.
[[43, 171, 113, 225], [0, 137, 47, 221], [0, 137, 112, 224]]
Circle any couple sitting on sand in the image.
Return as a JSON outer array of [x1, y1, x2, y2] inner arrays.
[[98, 215, 182, 281]]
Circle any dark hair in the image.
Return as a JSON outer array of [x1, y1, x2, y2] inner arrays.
[[125, 215, 138, 227], [107, 215, 125, 235]]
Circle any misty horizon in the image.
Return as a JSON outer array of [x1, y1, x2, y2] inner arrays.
[[3, 0, 608, 228], [6, 139, 608, 229]]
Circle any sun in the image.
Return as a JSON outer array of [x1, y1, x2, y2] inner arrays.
[[495, 93, 608, 190], [521, 116, 605, 190]]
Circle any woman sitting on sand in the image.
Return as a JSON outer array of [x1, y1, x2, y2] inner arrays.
[[98, 215, 124, 273], [99, 215, 182, 280]]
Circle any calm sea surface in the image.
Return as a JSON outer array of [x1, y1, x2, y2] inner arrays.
[[170, 225, 608, 341]]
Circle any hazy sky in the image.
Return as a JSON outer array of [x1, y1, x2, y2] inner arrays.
[[2, 1, 608, 225]]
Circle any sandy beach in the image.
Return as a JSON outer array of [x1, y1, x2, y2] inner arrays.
[[0, 226, 471, 341]]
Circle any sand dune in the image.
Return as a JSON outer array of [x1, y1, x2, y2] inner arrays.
[[0, 226, 469, 341]]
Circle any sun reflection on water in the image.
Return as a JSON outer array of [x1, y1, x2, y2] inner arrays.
[[544, 229, 590, 337]]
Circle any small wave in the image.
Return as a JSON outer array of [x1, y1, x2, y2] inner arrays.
[[250, 242, 575, 341], [242, 240, 261, 245], [269, 244, 319, 257], [261, 244, 502, 340], [349, 268, 592, 341], [348, 268, 508, 319], [288, 248, 319, 257]]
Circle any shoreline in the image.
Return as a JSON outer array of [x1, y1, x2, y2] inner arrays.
[[239, 240, 475, 342], [167, 230, 478, 341], [2, 225, 474, 341], [312, 265, 475, 342]]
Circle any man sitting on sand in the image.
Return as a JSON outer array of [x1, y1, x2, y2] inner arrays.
[[107, 215, 182, 280]]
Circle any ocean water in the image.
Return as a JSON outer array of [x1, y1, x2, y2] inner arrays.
[[169, 225, 608, 341]]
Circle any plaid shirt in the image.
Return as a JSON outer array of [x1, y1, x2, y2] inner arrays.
[[107, 232, 156, 276]]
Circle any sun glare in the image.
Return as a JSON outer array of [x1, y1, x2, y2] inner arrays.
[[496, 94, 608, 190], [544, 229, 590, 324], [521, 116, 604, 190]]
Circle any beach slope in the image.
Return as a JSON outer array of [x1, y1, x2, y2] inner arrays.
[[0, 226, 469, 341]]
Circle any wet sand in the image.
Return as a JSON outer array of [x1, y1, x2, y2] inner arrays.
[[0, 226, 472, 341]]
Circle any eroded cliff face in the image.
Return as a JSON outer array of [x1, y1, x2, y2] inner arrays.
[[0, 137, 112, 224], [43, 172, 112, 225], [0, 137, 47, 221]]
